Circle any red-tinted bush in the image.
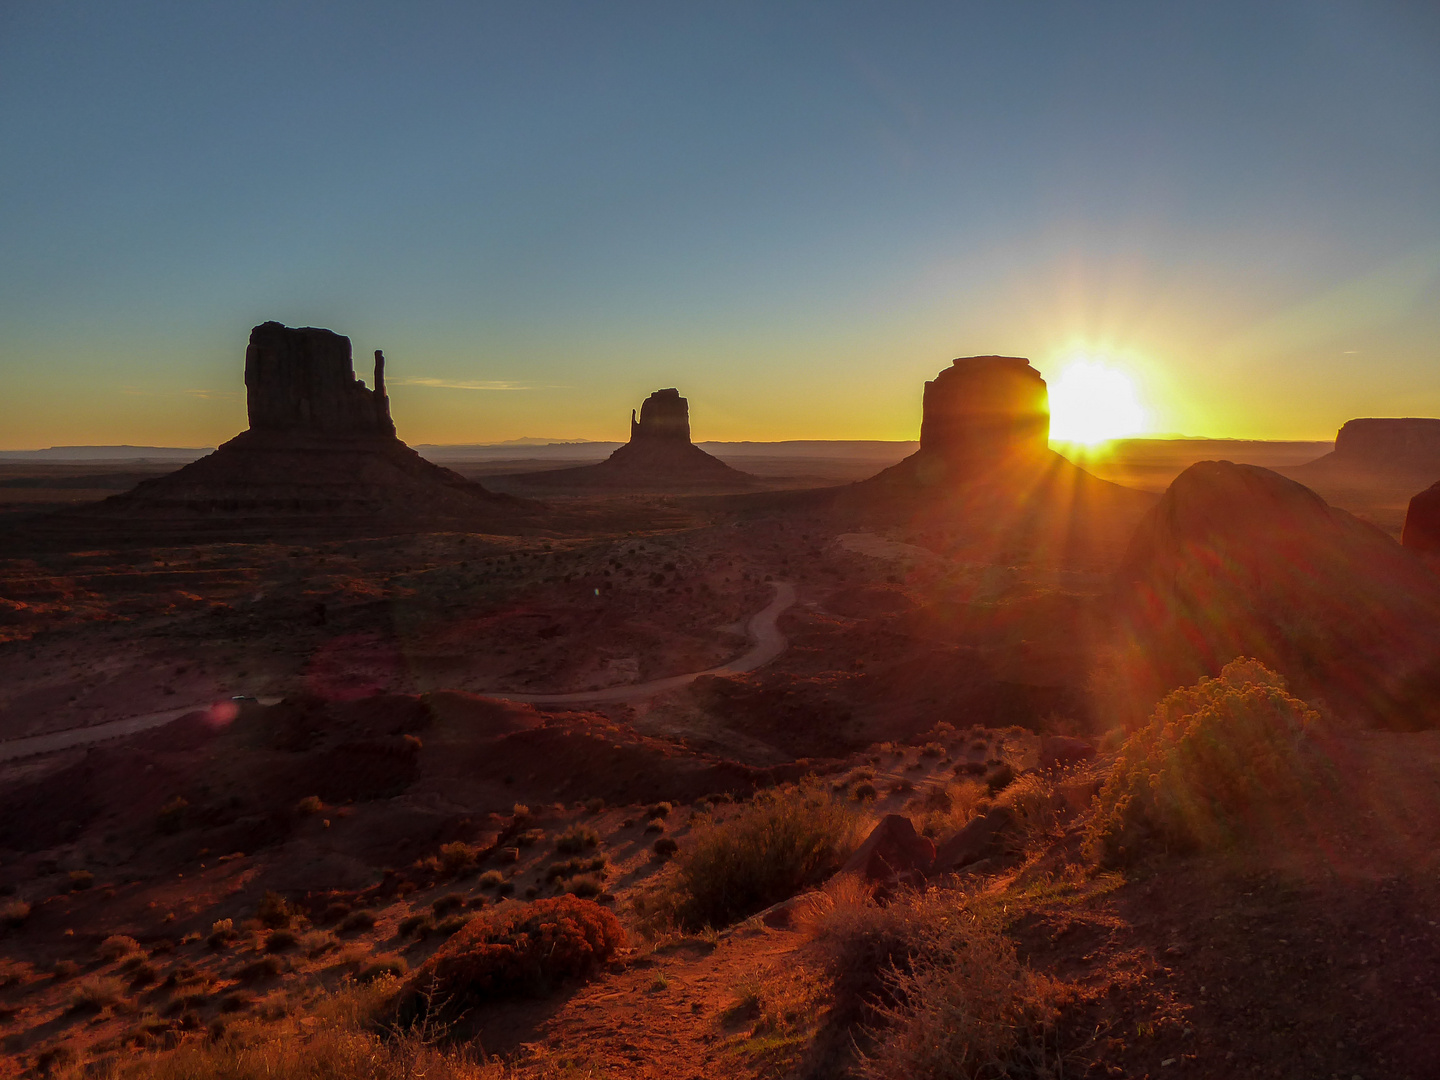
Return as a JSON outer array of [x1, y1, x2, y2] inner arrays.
[[398, 896, 624, 1022]]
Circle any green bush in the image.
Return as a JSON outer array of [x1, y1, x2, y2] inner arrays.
[[1086, 658, 1323, 866], [669, 781, 860, 929], [398, 896, 624, 1022]]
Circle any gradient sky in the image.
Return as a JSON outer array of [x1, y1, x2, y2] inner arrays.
[[2, 2, 1438, 448]]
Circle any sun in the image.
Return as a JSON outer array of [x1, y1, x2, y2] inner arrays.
[[1047, 357, 1149, 445]]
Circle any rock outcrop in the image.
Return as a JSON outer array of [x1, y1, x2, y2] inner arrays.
[[836, 355, 1154, 566], [245, 322, 395, 437], [44, 323, 529, 539], [514, 389, 756, 491], [1288, 418, 1440, 484], [918, 356, 1050, 463], [1113, 460, 1440, 728], [1403, 481, 1440, 555]]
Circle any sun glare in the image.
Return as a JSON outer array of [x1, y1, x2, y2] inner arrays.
[[1047, 358, 1149, 445]]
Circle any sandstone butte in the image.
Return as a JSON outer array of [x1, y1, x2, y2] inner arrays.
[[41, 322, 529, 539], [1288, 417, 1440, 481], [516, 388, 757, 491]]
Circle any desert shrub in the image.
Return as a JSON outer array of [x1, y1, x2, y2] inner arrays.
[[0, 899, 30, 928], [257, 891, 297, 929], [358, 954, 408, 982], [564, 875, 604, 899], [68, 975, 126, 1012], [544, 856, 606, 883], [669, 781, 861, 929], [439, 842, 480, 876], [585, 797, 606, 814], [339, 910, 377, 935], [511, 803, 532, 823], [852, 782, 878, 803], [993, 773, 1068, 848], [516, 829, 545, 848], [234, 956, 283, 983], [645, 802, 672, 820], [919, 742, 945, 759], [207, 919, 238, 949], [51, 959, 80, 979], [320, 901, 352, 924], [156, 796, 189, 834], [127, 961, 159, 988], [398, 896, 625, 1022], [554, 826, 600, 855], [295, 795, 323, 815], [1086, 658, 1324, 867], [67, 870, 95, 891], [807, 886, 1062, 1079], [398, 914, 434, 938], [652, 837, 679, 859], [264, 929, 298, 952], [432, 893, 466, 916], [644, 820, 665, 834], [984, 764, 1015, 795], [97, 935, 143, 962], [477, 870, 505, 889]]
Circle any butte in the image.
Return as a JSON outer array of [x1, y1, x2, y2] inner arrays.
[[41, 322, 532, 541], [827, 355, 1154, 565], [514, 388, 757, 492]]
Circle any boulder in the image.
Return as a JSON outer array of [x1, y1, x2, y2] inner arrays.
[[839, 814, 935, 881], [1114, 460, 1440, 728], [932, 806, 1015, 873], [1402, 481, 1440, 555]]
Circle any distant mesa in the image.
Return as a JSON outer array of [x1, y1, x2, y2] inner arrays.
[[513, 388, 758, 491], [1113, 459, 1440, 728], [1403, 480, 1440, 555], [832, 356, 1152, 564], [1289, 417, 1440, 482], [41, 322, 529, 539]]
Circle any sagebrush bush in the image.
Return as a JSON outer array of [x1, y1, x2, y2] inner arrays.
[[806, 886, 1062, 1080], [67, 975, 126, 1012], [667, 781, 860, 929], [1086, 657, 1323, 866], [554, 826, 600, 855], [398, 896, 624, 1022], [97, 935, 143, 962], [438, 842, 480, 875]]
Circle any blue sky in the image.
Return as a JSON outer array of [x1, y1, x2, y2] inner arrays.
[[2, 1, 1438, 446]]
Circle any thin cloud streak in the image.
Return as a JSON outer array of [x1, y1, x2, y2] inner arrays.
[[395, 377, 562, 391]]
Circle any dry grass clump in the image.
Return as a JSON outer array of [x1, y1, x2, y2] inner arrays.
[[665, 781, 861, 929], [97, 935, 143, 962], [398, 896, 625, 1023], [1086, 657, 1324, 867], [554, 826, 600, 855], [806, 886, 1063, 1079], [67, 975, 127, 1013]]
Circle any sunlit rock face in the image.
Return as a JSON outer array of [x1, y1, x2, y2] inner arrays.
[[1113, 460, 1440, 728], [1403, 481, 1440, 555], [519, 387, 755, 491], [918, 356, 1050, 463], [629, 388, 691, 442], [245, 322, 395, 437]]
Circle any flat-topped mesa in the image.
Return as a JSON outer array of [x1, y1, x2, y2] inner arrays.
[[629, 388, 691, 442], [245, 321, 395, 437], [918, 356, 1050, 461], [1333, 418, 1440, 468]]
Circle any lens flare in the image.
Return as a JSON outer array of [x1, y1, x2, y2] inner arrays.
[[1047, 358, 1149, 445]]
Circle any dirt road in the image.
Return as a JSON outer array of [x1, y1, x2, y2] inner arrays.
[[0, 582, 797, 760], [493, 580, 797, 706]]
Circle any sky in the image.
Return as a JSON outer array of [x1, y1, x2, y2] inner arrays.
[[2, 1, 1438, 448]]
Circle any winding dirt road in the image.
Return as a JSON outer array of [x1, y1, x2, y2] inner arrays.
[[0, 582, 798, 762], [494, 580, 797, 706]]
